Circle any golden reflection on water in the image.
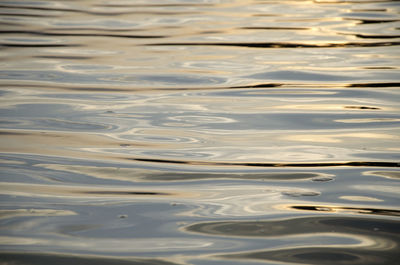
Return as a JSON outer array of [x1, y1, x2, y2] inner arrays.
[[364, 170, 400, 180], [339, 196, 383, 202], [282, 132, 399, 143], [4, 126, 397, 163], [335, 118, 400, 123], [275, 104, 391, 111]]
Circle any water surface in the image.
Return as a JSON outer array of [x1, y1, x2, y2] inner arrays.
[[0, 0, 399, 264]]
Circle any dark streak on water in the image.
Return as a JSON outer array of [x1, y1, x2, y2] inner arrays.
[[146, 41, 400, 48], [0, 0, 399, 265], [0, 253, 179, 265], [83, 191, 171, 196], [290, 205, 400, 216], [131, 157, 400, 168]]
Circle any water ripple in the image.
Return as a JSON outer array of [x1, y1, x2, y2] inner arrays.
[[129, 158, 400, 168], [146, 41, 400, 48], [0, 0, 399, 264]]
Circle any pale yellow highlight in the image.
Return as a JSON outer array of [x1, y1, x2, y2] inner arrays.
[[335, 118, 400, 123], [339, 196, 383, 202], [282, 132, 398, 143], [275, 104, 393, 111]]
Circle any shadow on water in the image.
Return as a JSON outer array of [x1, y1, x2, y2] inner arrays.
[[186, 215, 400, 237], [221, 247, 398, 265], [0, 253, 180, 265], [141, 172, 331, 182], [146, 41, 400, 49], [130, 158, 400, 168], [83, 191, 170, 196], [185, 216, 400, 264]]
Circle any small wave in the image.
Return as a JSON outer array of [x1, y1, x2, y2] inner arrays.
[[0, 43, 78, 47], [129, 158, 400, 168], [186, 215, 400, 237], [0, 4, 199, 16], [239, 26, 310, 30], [0, 30, 167, 39], [291, 205, 400, 217], [221, 246, 398, 265], [0, 252, 179, 265], [83, 191, 170, 196], [146, 41, 400, 48], [348, 82, 400, 88], [344, 106, 381, 110], [349, 34, 400, 39], [352, 19, 400, 24]]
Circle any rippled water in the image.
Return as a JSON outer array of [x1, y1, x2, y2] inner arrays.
[[0, 0, 400, 264]]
